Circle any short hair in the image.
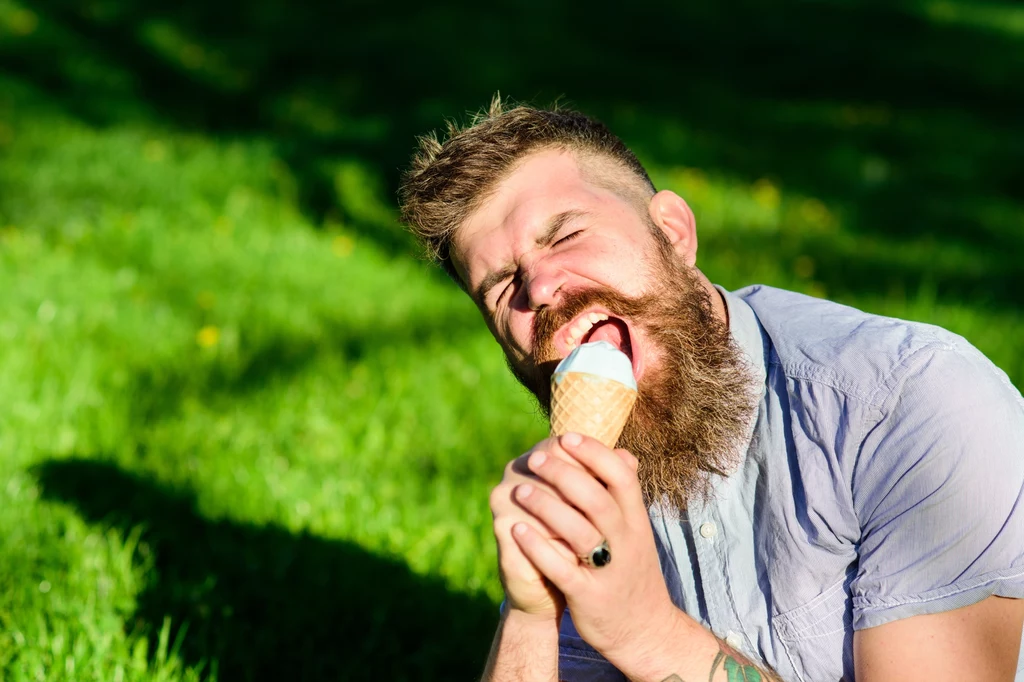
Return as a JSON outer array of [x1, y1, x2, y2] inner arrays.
[[398, 95, 657, 284]]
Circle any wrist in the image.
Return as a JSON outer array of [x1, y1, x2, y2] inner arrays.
[[502, 605, 563, 637], [605, 604, 710, 682], [482, 607, 561, 682]]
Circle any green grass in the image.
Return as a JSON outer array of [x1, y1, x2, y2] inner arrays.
[[1, 1, 1022, 678], [0, 77, 547, 680]]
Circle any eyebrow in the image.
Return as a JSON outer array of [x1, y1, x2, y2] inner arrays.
[[474, 209, 588, 305]]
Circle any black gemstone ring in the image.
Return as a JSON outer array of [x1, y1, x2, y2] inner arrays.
[[580, 540, 611, 568]]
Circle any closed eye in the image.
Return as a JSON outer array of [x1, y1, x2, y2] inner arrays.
[[555, 230, 583, 247], [491, 272, 517, 307]]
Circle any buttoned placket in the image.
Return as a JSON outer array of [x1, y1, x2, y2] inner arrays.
[[650, 287, 769, 666], [687, 491, 747, 649]]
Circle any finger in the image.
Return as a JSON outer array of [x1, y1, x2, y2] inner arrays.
[[511, 439, 587, 479], [549, 536, 579, 564], [493, 518, 544, 582], [558, 433, 644, 515], [502, 457, 566, 506], [512, 522, 581, 594], [491, 484, 560, 541], [515, 483, 604, 557], [527, 450, 622, 537], [508, 450, 543, 479], [615, 448, 639, 473]]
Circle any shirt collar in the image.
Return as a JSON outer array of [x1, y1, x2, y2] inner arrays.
[[714, 284, 768, 474], [715, 285, 767, 390]]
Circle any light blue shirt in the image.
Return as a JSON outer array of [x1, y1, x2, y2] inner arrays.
[[558, 285, 1024, 681]]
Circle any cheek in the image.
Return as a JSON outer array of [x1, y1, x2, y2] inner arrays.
[[509, 314, 535, 353], [491, 309, 531, 359], [577, 243, 649, 295]]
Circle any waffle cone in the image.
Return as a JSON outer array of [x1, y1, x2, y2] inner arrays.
[[549, 372, 638, 449]]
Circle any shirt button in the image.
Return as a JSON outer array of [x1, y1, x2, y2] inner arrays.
[[699, 522, 718, 539], [725, 631, 744, 649]]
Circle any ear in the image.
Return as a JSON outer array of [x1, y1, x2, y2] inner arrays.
[[648, 190, 698, 266]]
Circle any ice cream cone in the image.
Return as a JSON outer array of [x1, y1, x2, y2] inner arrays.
[[549, 371, 638, 449]]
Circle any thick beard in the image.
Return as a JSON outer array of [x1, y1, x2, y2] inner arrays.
[[507, 256, 759, 511]]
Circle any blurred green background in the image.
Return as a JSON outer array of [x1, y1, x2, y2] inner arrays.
[[1, 0, 1022, 679]]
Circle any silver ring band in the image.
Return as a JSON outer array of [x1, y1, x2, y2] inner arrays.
[[579, 540, 611, 568]]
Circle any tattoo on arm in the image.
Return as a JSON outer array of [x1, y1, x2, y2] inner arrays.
[[658, 638, 783, 682], [709, 651, 726, 681], [711, 640, 782, 682]]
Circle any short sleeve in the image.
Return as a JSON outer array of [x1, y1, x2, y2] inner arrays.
[[558, 609, 626, 681], [851, 341, 1024, 630]]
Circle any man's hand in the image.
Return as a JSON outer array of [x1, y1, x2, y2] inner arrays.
[[500, 432, 785, 682], [489, 437, 584, 620], [483, 438, 596, 682], [508, 432, 681, 669]]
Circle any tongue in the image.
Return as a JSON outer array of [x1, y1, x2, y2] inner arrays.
[[587, 319, 631, 358]]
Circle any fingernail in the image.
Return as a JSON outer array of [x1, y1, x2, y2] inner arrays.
[[517, 484, 534, 499], [563, 432, 583, 447], [531, 452, 547, 468], [513, 523, 527, 536]]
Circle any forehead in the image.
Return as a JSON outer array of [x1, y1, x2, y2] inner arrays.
[[452, 149, 615, 281]]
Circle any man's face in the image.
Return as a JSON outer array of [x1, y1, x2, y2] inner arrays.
[[453, 148, 668, 392], [453, 148, 758, 506]]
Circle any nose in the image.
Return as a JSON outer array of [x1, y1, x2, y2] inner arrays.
[[522, 263, 565, 311]]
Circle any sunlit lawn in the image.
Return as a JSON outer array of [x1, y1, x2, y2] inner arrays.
[[0, 75, 551, 680], [1, 18, 1022, 678]]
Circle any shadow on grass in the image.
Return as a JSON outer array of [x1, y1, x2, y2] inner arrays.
[[34, 458, 497, 681]]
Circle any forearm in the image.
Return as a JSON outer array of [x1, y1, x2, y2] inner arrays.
[[481, 609, 561, 682], [607, 607, 784, 682]]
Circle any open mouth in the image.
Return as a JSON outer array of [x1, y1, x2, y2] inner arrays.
[[559, 310, 639, 377]]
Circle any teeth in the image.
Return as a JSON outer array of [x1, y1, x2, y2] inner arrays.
[[564, 312, 609, 350]]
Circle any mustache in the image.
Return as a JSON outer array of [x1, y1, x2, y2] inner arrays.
[[531, 287, 651, 358], [513, 287, 655, 411]]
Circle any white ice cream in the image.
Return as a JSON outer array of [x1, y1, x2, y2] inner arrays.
[[553, 341, 637, 391]]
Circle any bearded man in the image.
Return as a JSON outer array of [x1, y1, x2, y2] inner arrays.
[[398, 98, 1024, 682]]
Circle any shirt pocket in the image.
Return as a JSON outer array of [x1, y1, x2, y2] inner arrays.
[[771, 578, 853, 682]]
